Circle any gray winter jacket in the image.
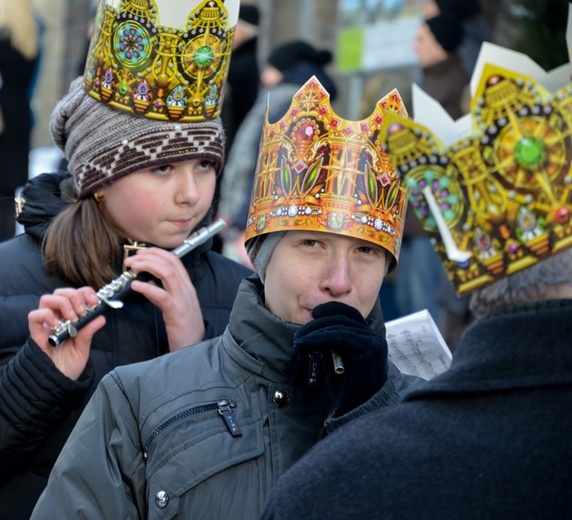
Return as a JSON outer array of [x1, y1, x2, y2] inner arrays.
[[31, 275, 418, 519]]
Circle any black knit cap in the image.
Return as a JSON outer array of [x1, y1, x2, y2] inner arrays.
[[435, 0, 481, 20], [267, 41, 333, 73], [239, 4, 260, 26], [425, 13, 464, 53]]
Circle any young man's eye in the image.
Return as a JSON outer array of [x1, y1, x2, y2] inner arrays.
[[302, 239, 319, 247]]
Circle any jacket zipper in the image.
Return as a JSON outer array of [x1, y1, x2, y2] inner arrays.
[[143, 399, 242, 458]]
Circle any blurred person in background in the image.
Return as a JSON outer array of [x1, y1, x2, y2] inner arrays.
[[221, 3, 261, 156], [217, 40, 337, 266], [0, 0, 39, 242], [213, 3, 261, 253], [423, 0, 491, 76]]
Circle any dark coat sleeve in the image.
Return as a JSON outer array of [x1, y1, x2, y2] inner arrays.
[[0, 340, 93, 483]]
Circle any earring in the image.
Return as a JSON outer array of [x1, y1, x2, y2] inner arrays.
[[94, 191, 104, 203]]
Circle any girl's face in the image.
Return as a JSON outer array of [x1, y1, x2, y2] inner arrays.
[[99, 158, 217, 249]]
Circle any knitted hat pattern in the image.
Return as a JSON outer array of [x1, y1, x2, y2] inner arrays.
[[267, 41, 332, 73], [426, 13, 464, 53], [50, 77, 225, 199]]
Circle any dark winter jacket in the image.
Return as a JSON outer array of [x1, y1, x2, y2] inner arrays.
[[0, 172, 252, 519], [261, 299, 572, 520], [31, 275, 418, 519]]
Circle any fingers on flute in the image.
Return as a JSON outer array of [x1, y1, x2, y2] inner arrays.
[[44, 287, 99, 321]]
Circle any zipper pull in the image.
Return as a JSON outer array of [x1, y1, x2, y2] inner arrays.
[[218, 400, 242, 437], [307, 352, 322, 387]]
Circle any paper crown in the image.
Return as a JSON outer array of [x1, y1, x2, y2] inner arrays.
[[244, 76, 409, 267], [82, 0, 239, 122], [381, 15, 572, 293]]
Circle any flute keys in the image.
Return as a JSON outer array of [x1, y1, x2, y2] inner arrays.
[[50, 320, 78, 338]]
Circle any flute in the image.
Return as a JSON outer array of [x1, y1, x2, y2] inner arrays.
[[332, 351, 345, 374], [48, 219, 227, 347]]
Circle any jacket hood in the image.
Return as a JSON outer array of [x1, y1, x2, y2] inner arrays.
[[17, 172, 74, 243]]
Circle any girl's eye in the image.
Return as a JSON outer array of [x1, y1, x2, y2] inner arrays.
[[197, 160, 216, 171], [152, 164, 173, 175]]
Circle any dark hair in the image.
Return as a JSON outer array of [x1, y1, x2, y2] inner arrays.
[[268, 41, 332, 73], [43, 198, 124, 288]]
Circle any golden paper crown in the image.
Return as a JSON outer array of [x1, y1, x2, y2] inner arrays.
[[82, 0, 239, 122], [244, 76, 409, 267], [381, 42, 572, 293]]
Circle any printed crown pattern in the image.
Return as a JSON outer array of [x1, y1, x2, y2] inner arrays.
[[381, 60, 572, 293], [83, 0, 237, 122], [245, 76, 409, 267]]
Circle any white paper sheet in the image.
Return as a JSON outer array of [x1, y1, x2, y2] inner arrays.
[[386, 309, 452, 380]]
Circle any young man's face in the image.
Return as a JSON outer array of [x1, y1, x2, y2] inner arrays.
[[264, 231, 388, 325]]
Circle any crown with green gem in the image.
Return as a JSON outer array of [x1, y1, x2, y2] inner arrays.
[[380, 42, 572, 294], [82, 0, 239, 122]]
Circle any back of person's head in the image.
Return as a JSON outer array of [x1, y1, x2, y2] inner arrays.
[[435, 0, 482, 20], [425, 13, 464, 54], [267, 41, 332, 74], [470, 249, 572, 319], [382, 32, 572, 323]]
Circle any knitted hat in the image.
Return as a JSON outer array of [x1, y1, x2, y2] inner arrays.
[[50, 77, 225, 199], [239, 4, 260, 26], [246, 232, 286, 282], [267, 41, 332, 73], [425, 13, 464, 53]]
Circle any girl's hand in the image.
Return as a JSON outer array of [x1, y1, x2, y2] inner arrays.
[[124, 248, 204, 351], [28, 287, 105, 380]]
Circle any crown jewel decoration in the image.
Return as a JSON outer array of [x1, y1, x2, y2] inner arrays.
[[245, 76, 409, 267], [83, 0, 237, 122], [382, 55, 572, 293]]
